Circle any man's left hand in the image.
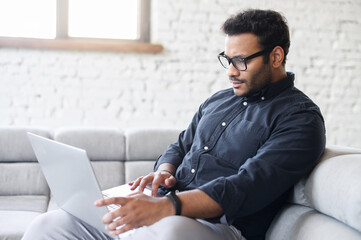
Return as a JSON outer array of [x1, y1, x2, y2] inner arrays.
[[94, 192, 174, 235]]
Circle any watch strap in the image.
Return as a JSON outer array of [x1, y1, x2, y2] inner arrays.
[[166, 191, 182, 215]]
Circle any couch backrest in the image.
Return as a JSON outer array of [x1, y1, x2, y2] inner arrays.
[[289, 145, 361, 233], [51, 127, 181, 188], [0, 127, 50, 196], [124, 128, 180, 183], [0, 126, 181, 194], [53, 127, 126, 190]]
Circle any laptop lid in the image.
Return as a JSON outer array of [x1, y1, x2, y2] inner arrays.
[[27, 132, 110, 236]]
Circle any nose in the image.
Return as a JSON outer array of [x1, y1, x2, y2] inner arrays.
[[227, 63, 240, 78]]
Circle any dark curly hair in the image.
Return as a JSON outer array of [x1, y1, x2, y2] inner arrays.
[[222, 9, 290, 64]]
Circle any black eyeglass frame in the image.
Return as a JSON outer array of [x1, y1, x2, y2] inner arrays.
[[217, 47, 273, 71]]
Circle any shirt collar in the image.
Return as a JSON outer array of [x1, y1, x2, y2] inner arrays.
[[244, 72, 295, 102]]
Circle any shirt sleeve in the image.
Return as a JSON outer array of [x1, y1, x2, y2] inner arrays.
[[198, 108, 326, 224], [154, 103, 204, 170]]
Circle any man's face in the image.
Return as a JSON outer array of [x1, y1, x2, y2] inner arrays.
[[224, 33, 272, 97]]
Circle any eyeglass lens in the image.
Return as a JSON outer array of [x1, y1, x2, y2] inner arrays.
[[218, 55, 246, 71]]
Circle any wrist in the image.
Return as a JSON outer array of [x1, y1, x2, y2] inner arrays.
[[157, 163, 176, 175], [159, 169, 173, 175]]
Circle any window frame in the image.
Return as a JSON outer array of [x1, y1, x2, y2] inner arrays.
[[0, 0, 162, 53]]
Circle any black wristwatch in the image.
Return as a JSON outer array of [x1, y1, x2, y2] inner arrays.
[[166, 191, 182, 215]]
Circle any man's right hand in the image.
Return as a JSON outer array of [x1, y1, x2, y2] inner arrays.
[[129, 164, 177, 197]]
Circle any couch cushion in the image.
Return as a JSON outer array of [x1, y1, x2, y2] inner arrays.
[[47, 197, 59, 211], [318, 145, 361, 162], [54, 127, 125, 161], [124, 161, 157, 183], [305, 154, 361, 232], [291, 153, 361, 233], [0, 195, 48, 212], [125, 128, 180, 161], [267, 204, 361, 240], [91, 161, 125, 190], [0, 127, 50, 162], [0, 211, 42, 240], [291, 145, 361, 206], [0, 163, 49, 196]]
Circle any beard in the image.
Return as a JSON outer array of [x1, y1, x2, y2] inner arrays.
[[230, 64, 272, 97]]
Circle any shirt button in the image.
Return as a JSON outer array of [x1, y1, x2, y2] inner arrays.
[[221, 122, 226, 126], [191, 169, 195, 173], [261, 97, 265, 101], [243, 102, 248, 106], [204, 146, 209, 150]]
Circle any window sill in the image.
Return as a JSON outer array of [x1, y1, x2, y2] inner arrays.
[[0, 37, 163, 54]]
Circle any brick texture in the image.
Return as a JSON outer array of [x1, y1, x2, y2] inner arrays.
[[0, 0, 360, 147]]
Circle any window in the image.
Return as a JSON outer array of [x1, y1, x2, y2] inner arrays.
[[0, 0, 56, 39], [0, 0, 161, 53]]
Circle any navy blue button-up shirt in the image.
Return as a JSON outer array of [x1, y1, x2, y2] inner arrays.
[[155, 72, 326, 240]]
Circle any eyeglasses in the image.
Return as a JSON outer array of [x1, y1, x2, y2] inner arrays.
[[217, 48, 272, 71]]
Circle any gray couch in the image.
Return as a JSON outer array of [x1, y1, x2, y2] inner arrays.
[[1, 126, 361, 240]]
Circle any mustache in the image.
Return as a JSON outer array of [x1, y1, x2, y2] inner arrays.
[[229, 78, 247, 84]]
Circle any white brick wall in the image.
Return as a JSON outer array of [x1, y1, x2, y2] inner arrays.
[[0, 0, 361, 148]]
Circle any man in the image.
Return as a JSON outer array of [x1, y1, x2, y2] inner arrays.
[[22, 9, 325, 240]]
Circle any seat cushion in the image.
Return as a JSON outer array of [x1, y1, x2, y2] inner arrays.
[[0, 210, 42, 240]]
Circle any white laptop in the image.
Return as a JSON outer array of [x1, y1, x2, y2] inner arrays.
[[27, 132, 151, 238]]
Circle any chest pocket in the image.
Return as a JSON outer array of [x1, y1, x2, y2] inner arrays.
[[213, 119, 267, 168]]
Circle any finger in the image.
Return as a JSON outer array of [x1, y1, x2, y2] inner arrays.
[[106, 214, 128, 231], [94, 198, 116, 207], [151, 173, 164, 197], [102, 212, 117, 224], [129, 176, 143, 190], [139, 175, 154, 192], [102, 206, 125, 224], [94, 197, 127, 207], [151, 185, 159, 197], [110, 223, 135, 235], [164, 175, 177, 188], [127, 191, 144, 197]]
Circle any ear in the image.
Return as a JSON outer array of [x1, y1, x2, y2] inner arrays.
[[270, 46, 285, 68]]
